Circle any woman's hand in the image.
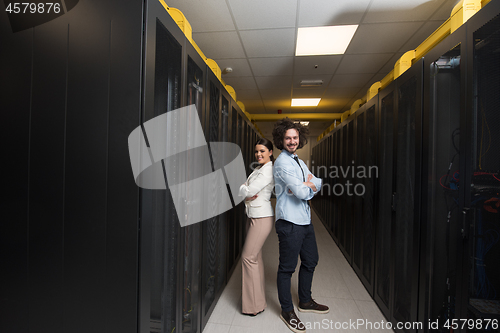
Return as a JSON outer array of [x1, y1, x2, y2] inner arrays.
[[246, 194, 258, 201]]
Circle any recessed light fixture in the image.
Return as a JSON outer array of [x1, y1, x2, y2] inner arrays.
[[295, 25, 358, 56], [291, 98, 321, 107]]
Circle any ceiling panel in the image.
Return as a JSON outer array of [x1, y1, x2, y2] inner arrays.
[[293, 55, 342, 75], [216, 58, 252, 76], [166, 0, 235, 32], [329, 73, 376, 88], [223, 76, 258, 90], [255, 76, 293, 90], [228, 0, 297, 30], [233, 89, 261, 100], [248, 57, 294, 76], [430, 0, 460, 20], [298, 0, 371, 26], [363, 0, 445, 23], [239, 29, 296, 57], [259, 89, 291, 100], [292, 87, 328, 98], [398, 20, 450, 51], [335, 53, 394, 74], [192, 31, 245, 59], [238, 99, 265, 109], [347, 22, 427, 54]]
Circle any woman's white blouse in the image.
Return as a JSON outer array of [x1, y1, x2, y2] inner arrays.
[[238, 161, 274, 218]]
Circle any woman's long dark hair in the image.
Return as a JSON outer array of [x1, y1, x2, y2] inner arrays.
[[255, 138, 274, 164]]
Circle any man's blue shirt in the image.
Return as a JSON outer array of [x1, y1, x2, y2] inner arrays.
[[273, 150, 322, 225]]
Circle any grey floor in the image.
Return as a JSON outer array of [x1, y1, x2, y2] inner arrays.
[[202, 205, 393, 333]]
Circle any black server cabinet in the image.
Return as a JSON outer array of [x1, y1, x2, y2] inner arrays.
[[461, 1, 500, 328], [391, 59, 424, 332], [182, 39, 207, 333], [353, 105, 367, 280], [140, 4, 185, 332], [201, 68, 222, 328], [337, 116, 355, 263], [418, 23, 466, 330], [1, 1, 142, 333], [338, 123, 347, 250], [375, 81, 396, 320], [334, 127, 342, 243], [352, 96, 378, 297], [373, 59, 424, 332], [327, 134, 335, 233], [319, 136, 326, 223]]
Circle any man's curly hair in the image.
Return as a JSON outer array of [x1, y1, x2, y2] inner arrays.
[[272, 117, 309, 150]]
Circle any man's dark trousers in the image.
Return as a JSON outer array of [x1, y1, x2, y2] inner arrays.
[[275, 218, 319, 312]]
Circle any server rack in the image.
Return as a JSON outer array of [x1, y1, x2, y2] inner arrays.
[[418, 22, 466, 331], [352, 103, 367, 282], [461, 2, 500, 329], [327, 134, 335, 233], [391, 58, 424, 333], [352, 95, 378, 297], [375, 80, 396, 320]]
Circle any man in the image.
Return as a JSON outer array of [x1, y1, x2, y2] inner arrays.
[[272, 117, 329, 333]]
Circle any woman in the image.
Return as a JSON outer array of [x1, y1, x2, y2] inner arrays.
[[238, 138, 275, 316]]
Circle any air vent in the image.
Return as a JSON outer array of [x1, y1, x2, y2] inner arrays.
[[300, 79, 323, 87]]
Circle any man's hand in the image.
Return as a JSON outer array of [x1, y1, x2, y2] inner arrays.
[[303, 180, 317, 192]]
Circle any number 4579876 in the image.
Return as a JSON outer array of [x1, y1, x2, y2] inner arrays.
[[5, 3, 61, 14]]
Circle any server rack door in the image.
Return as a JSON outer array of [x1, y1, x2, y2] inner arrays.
[[345, 118, 355, 262], [327, 135, 335, 232], [339, 125, 347, 253], [334, 129, 341, 242], [141, 5, 184, 332], [227, 106, 239, 271], [392, 59, 424, 332], [218, 91, 230, 296], [361, 99, 378, 295], [222, 91, 235, 282], [202, 77, 222, 321], [339, 118, 354, 262], [353, 109, 366, 277], [178, 43, 207, 333], [329, 131, 336, 241], [235, 113, 244, 255], [318, 139, 325, 221], [312, 142, 321, 217], [462, 2, 500, 328], [419, 25, 465, 329], [374, 81, 395, 319]]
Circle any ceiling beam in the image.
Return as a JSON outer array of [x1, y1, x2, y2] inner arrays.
[[250, 113, 342, 122]]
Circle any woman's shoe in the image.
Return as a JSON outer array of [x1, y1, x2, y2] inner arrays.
[[242, 309, 265, 316]]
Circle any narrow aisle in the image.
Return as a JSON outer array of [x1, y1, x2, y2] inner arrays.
[[203, 205, 393, 333]]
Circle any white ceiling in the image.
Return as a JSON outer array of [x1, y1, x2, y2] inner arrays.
[[165, 0, 459, 137]]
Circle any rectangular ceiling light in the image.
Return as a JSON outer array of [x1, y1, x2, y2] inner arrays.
[[291, 98, 321, 107], [295, 25, 358, 56]]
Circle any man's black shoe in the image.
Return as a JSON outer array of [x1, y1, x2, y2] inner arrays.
[[280, 309, 306, 333], [298, 299, 329, 314]]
